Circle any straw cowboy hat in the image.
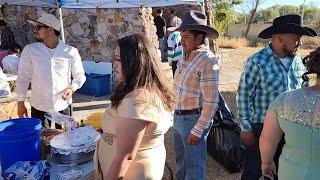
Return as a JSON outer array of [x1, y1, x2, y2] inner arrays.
[[28, 13, 61, 32], [258, 14, 317, 39], [176, 10, 219, 39]]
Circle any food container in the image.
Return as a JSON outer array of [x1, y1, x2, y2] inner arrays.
[[50, 126, 100, 164]]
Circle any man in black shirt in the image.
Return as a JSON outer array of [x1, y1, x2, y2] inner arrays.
[[154, 9, 166, 61]]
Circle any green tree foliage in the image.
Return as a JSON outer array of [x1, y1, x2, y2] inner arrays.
[[299, 5, 318, 25], [237, 4, 319, 26], [279, 5, 298, 16], [0, 5, 4, 20], [315, 20, 320, 34], [256, 7, 280, 22], [212, 0, 242, 35]]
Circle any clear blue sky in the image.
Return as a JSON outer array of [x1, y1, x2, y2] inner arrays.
[[260, 0, 319, 9], [235, 0, 320, 12]]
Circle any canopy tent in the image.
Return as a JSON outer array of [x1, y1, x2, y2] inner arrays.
[[0, 0, 203, 42], [0, 0, 203, 8]]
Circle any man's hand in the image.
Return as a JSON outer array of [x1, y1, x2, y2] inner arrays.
[[240, 131, 255, 147], [187, 132, 200, 145], [17, 101, 28, 118], [62, 87, 73, 100], [169, 61, 172, 66], [261, 161, 276, 180]]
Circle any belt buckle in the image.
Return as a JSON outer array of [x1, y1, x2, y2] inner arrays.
[[175, 110, 182, 115]]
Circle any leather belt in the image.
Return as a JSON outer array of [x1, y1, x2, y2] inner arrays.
[[174, 108, 202, 115]]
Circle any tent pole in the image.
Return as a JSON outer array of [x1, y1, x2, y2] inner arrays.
[[56, 0, 65, 43]]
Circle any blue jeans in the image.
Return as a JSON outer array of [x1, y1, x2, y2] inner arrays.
[[173, 114, 213, 180]]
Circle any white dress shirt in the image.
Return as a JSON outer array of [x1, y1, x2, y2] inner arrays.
[[16, 40, 86, 112]]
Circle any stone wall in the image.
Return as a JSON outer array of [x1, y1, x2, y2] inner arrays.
[[3, 5, 158, 62]]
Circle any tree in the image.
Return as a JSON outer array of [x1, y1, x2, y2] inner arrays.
[[212, 0, 242, 35], [0, 5, 4, 20], [204, 0, 221, 53], [243, 0, 263, 37], [300, 5, 318, 25], [278, 5, 298, 16]]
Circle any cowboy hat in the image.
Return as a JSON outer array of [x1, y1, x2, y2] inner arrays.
[[258, 14, 317, 39], [176, 10, 219, 39], [28, 13, 60, 32]]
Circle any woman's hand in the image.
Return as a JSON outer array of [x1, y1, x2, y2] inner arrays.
[[261, 162, 276, 180]]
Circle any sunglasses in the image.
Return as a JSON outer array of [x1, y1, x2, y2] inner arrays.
[[34, 25, 49, 31]]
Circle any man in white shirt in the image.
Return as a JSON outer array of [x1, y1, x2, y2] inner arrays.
[[16, 13, 86, 128]]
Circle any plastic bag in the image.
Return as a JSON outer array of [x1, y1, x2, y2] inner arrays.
[[0, 67, 7, 81], [55, 164, 82, 180], [3, 161, 51, 180], [207, 92, 244, 173], [0, 80, 11, 98], [44, 112, 78, 131]]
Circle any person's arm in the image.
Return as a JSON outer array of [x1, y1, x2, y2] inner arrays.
[[162, 18, 167, 37], [189, 56, 219, 143], [167, 35, 174, 64], [106, 117, 148, 179], [70, 49, 86, 91], [62, 49, 86, 100], [237, 59, 260, 146], [260, 110, 283, 179], [16, 46, 32, 117], [237, 59, 260, 132]]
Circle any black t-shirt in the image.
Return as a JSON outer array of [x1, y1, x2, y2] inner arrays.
[[154, 15, 166, 38]]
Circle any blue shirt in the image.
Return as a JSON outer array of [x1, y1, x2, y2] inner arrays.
[[237, 43, 306, 132]]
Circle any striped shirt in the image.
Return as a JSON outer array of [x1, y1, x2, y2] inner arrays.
[[237, 43, 307, 132], [174, 45, 220, 137], [167, 31, 183, 63]]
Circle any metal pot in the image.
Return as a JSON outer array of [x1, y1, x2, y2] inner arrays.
[[51, 150, 95, 164]]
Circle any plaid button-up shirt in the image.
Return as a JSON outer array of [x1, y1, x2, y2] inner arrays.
[[174, 45, 220, 137], [237, 44, 306, 132]]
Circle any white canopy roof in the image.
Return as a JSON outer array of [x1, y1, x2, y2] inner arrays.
[[0, 0, 203, 8], [0, 0, 204, 42]]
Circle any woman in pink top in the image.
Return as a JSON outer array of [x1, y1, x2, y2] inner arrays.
[[94, 34, 175, 180]]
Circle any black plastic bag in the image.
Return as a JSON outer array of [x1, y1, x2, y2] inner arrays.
[[207, 92, 245, 173]]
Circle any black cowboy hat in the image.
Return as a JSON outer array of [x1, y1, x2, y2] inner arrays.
[[176, 10, 219, 39], [258, 14, 317, 39]]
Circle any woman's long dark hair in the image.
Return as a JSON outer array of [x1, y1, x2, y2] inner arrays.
[[302, 47, 320, 82], [110, 34, 175, 111]]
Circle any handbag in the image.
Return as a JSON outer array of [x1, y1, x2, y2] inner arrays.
[[207, 92, 245, 173]]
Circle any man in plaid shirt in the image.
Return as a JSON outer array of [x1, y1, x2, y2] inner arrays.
[[173, 10, 220, 180], [237, 15, 317, 180]]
